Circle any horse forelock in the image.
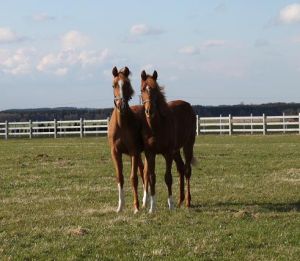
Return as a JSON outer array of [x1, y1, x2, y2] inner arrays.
[[117, 74, 134, 100]]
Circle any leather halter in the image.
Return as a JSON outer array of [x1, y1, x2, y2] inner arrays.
[[114, 80, 128, 111], [141, 85, 156, 117]]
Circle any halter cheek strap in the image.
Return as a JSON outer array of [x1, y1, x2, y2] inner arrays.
[[141, 85, 152, 105], [114, 80, 128, 110]]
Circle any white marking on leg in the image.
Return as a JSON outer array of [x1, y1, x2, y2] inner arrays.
[[149, 195, 156, 213], [168, 196, 174, 210], [116, 183, 124, 213], [142, 189, 148, 208]]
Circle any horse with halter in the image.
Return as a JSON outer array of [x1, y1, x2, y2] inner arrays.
[[108, 66, 145, 213], [140, 70, 196, 213]]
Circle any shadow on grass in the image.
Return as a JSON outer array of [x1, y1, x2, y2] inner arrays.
[[191, 201, 300, 213]]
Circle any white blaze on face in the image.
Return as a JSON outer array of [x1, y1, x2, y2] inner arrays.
[[118, 80, 124, 99], [146, 85, 150, 93]]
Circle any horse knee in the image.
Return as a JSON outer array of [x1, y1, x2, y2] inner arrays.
[[184, 164, 191, 179], [130, 173, 138, 187]]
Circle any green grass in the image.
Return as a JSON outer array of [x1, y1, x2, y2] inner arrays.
[[0, 135, 299, 260]]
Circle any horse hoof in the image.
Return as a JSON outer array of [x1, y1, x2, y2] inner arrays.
[[149, 209, 155, 214], [168, 197, 174, 210], [116, 205, 124, 213], [134, 208, 139, 214]]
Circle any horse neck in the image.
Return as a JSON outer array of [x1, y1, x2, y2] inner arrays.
[[113, 106, 133, 128], [146, 108, 164, 132]]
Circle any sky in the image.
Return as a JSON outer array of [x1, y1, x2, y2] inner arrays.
[[0, 0, 300, 110]]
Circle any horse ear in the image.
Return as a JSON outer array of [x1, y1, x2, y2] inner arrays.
[[153, 70, 158, 81], [123, 66, 130, 77], [141, 70, 147, 81], [112, 66, 118, 77]]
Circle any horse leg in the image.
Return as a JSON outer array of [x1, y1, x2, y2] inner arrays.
[[142, 157, 149, 208], [163, 153, 174, 210], [174, 151, 185, 207], [137, 154, 145, 187], [111, 149, 124, 212], [183, 143, 194, 208], [130, 155, 139, 214], [145, 152, 156, 213]]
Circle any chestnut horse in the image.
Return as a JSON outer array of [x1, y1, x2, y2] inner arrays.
[[140, 70, 196, 213], [108, 66, 144, 213]]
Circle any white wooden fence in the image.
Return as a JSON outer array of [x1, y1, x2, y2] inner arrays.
[[197, 113, 300, 135], [0, 118, 109, 139], [1, 113, 300, 139]]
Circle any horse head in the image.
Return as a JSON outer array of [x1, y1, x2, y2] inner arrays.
[[140, 70, 168, 118], [112, 66, 134, 113]]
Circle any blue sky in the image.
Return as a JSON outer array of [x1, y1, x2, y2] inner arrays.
[[1, 0, 300, 110]]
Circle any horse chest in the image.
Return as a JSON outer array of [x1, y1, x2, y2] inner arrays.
[[145, 135, 169, 152]]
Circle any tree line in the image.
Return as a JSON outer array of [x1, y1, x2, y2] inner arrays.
[[0, 103, 299, 122]]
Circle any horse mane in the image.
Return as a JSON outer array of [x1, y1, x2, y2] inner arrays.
[[119, 67, 134, 100], [153, 80, 168, 117]]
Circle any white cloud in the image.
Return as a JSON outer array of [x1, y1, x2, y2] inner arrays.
[[0, 27, 24, 44], [178, 45, 200, 55], [179, 40, 226, 55], [279, 3, 300, 24], [214, 2, 227, 13], [130, 24, 164, 36], [78, 49, 109, 67], [0, 48, 33, 75], [32, 13, 56, 22], [55, 67, 68, 76], [61, 30, 90, 50], [37, 48, 109, 75], [202, 40, 226, 48]]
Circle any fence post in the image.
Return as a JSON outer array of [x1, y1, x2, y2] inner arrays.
[[299, 113, 300, 135], [5, 121, 8, 140], [29, 120, 32, 139], [219, 114, 222, 135], [262, 113, 266, 135], [54, 119, 57, 139], [80, 118, 83, 138], [229, 114, 232, 136], [196, 115, 199, 136], [107, 117, 110, 136], [250, 113, 253, 135], [283, 112, 286, 134]]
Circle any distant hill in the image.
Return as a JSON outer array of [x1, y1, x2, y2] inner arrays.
[[0, 103, 299, 122]]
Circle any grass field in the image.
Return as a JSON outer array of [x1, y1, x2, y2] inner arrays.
[[0, 135, 299, 260]]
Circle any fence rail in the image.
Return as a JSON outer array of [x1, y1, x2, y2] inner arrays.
[[198, 113, 300, 135], [1, 113, 300, 139]]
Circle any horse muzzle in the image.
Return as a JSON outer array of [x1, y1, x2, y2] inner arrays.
[[114, 98, 126, 113], [145, 108, 155, 118]]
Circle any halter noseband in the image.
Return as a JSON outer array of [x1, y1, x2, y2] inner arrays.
[[141, 85, 156, 117]]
